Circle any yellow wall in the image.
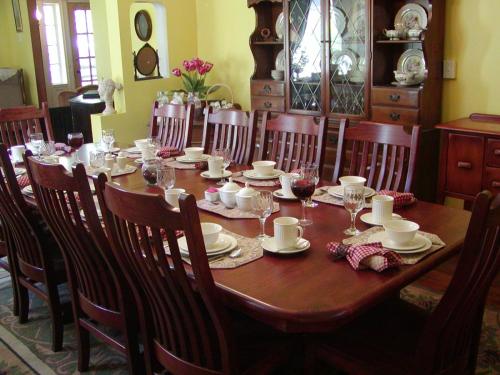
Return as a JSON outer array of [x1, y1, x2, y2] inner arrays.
[[0, 0, 38, 105]]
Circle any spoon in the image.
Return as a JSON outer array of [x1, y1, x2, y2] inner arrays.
[[229, 247, 242, 258]]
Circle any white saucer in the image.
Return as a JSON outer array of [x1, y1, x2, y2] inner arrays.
[[262, 237, 310, 254], [124, 147, 141, 154], [243, 169, 284, 180], [134, 158, 143, 164], [360, 212, 402, 226], [200, 170, 232, 180], [178, 233, 237, 255], [14, 167, 26, 176], [97, 147, 120, 153], [368, 232, 432, 253], [272, 189, 297, 200], [22, 185, 33, 195], [176, 154, 210, 163], [328, 186, 376, 198]]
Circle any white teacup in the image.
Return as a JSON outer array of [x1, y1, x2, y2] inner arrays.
[[164, 188, 186, 208], [208, 156, 224, 177], [200, 222, 222, 247], [273, 217, 304, 250], [11, 145, 26, 163], [252, 160, 276, 176], [184, 147, 204, 160], [339, 176, 366, 187], [371, 195, 394, 225], [279, 173, 299, 198], [383, 220, 419, 245], [116, 155, 128, 171], [104, 154, 115, 170], [134, 139, 149, 149]]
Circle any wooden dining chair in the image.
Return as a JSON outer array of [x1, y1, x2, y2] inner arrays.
[[201, 107, 257, 165], [0, 217, 19, 316], [0, 102, 54, 147], [307, 190, 499, 375], [149, 101, 194, 150], [24, 156, 144, 373], [0, 145, 69, 351], [258, 112, 328, 175], [95, 179, 290, 375], [332, 119, 421, 193]]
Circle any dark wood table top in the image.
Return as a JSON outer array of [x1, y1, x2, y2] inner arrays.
[[436, 117, 500, 136], [58, 144, 472, 333]]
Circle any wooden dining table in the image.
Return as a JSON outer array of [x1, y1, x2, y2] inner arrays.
[[51, 144, 472, 333]]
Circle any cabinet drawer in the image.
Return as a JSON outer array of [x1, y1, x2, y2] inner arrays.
[[486, 138, 500, 168], [250, 81, 285, 97], [251, 96, 285, 112], [372, 87, 420, 108], [371, 106, 419, 125], [483, 167, 500, 194], [446, 133, 484, 196]]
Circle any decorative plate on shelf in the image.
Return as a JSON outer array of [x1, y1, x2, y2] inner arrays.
[[331, 48, 358, 77], [397, 49, 426, 84], [275, 49, 285, 71], [330, 6, 347, 41], [394, 3, 428, 32], [275, 12, 285, 40], [134, 43, 159, 76]]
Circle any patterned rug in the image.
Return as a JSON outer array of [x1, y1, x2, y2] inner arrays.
[[0, 280, 498, 374]]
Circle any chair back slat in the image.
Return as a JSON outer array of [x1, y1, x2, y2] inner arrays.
[[416, 191, 500, 374], [96, 182, 235, 374], [333, 120, 421, 193], [150, 102, 194, 151], [258, 112, 327, 175]]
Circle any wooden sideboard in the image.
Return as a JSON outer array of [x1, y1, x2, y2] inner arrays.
[[436, 114, 500, 206]]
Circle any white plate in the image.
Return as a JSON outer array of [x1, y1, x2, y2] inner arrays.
[[395, 3, 428, 31], [332, 48, 358, 77], [178, 233, 237, 255], [262, 237, 310, 254], [360, 212, 402, 226], [134, 158, 143, 164], [22, 185, 33, 195], [124, 146, 142, 154], [272, 189, 297, 200], [14, 167, 26, 176], [275, 12, 285, 40], [200, 170, 232, 180], [97, 147, 120, 153], [111, 165, 137, 177], [330, 6, 347, 40], [397, 49, 426, 84], [243, 169, 284, 180], [328, 185, 375, 198], [275, 49, 285, 71], [368, 232, 431, 253], [176, 154, 210, 163]]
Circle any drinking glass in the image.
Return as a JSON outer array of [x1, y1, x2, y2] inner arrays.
[[40, 141, 56, 157], [157, 164, 176, 191], [102, 129, 115, 153], [213, 147, 232, 185], [304, 163, 319, 208], [291, 166, 317, 226], [148, 136, 161, 156], [252, 190, 274, 240], [89, 151, 105, 170], [68, 132, 84, 163], [29, 132, 44, 159], [343, 184, 365, 236]]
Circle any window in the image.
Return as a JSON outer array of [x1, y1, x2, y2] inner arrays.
[[73, 8, 97, 86], [41, 3, 68, 85]]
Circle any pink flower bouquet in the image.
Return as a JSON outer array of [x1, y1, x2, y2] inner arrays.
[[171, 57, 215, 98]]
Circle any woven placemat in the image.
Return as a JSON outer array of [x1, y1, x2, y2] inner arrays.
[[312, 186, 372, 208], [197, 199, 280, 219], [165, 229, 263, 269], [342, 226, 445, 265]]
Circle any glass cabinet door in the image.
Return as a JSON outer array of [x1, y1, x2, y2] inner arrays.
[[328, 0, 368, 116]]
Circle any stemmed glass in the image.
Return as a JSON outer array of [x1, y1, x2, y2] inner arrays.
[[29, 132, 44, 159], [343, 185, 365, 236], [304, 163, 319, 208], [102, 129, 115, 153], [156, 164, 176, 191], [148, 136, 161, 156], [291, 165, 318, 226], [213, 147, 231, 185], [252, 190, 274, 240], [67, 132, 84, 163]]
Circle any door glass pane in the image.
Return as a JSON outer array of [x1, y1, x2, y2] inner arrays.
[[86, 10, 93, 33], [75, 10, 87, 34], [77, 35, 90, 57], [289, 0, 322, 112], [329, 0, 366, 115]]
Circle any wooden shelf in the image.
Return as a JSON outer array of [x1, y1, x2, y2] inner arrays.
[[376, 39, 423, 44], [251, 40, 284, 45]]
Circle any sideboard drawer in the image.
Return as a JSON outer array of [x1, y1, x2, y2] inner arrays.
[[486, 138, 500, 168], [251, 96, 285, 112], [483, 167, 500, 194], [372, 87, 420, 108], [250, 81, 285, 97], [371, 106, 419, 125], [446, 133, 484, 196]]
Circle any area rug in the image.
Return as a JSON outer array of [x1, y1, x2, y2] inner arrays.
[[0, 281, 498, 374]]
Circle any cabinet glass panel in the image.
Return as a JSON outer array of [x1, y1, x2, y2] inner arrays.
[[288, 0, 323, 112], [329, 0, 366, 115]]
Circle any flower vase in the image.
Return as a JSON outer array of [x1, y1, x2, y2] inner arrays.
[[187, 92, 202, 109]]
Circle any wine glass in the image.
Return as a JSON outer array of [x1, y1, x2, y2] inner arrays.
[[29, 132, 44, 159], [157, 164, 175, 191], [252, 190, 274, 240], [102, 129, 115, 153], [89, 151, 105, 171], [67, 132, 84, 163], [291, 166, 317, 226], [213, 147, 231, 185], [304, 163, 320, 208], [148, 136, 161, 156], [343, 184, 365, 236]]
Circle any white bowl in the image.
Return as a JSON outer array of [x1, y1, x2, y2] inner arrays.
[[184, 147, 204, 160], [201, 222, 222, 247], [134, 139, 150, 149], [164, 188, 185, 208], [252, 160, 276, 176], [339, 176, 366, 187], [383, 220, 420, 245]]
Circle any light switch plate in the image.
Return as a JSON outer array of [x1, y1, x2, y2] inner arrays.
[[443, 60, 456, 79]]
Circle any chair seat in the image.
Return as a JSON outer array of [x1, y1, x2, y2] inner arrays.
[[313, 298, 430, 375]]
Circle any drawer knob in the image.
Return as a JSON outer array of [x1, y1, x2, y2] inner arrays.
[[262, 85, 272, 95], [494, 149, 500, 156], [390, 112, 400, 121], [492, 181, 500, 188], [264, 101, 273, 109], [457, 161, 472, 169], [389, 94, 400, 102]]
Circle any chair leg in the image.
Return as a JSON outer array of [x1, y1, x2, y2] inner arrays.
[[46, 283, 64, 352], [17, 283, 29, 324], [76, 323, 90, 372], [10, 276, 19, 316]]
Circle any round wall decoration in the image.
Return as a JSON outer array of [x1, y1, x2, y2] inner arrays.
[[134, 10, 152, 41], [134, 43, 158, 76]]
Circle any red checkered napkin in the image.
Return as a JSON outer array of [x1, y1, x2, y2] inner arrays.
[[327, 241, 402, 272], [377, 190, 415, 209], [157, 146, 180, 159], [17, 175, 30, 189]]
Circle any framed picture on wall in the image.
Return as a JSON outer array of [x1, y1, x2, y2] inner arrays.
[[12, 0, 23, 32]]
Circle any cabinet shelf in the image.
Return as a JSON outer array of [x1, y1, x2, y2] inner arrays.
[[376, 39, 423, 44]]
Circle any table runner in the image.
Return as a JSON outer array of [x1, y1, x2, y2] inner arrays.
[[342, 226, 445, 265], [312, 186, 373, 208], [197, 199, 280, 219]]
